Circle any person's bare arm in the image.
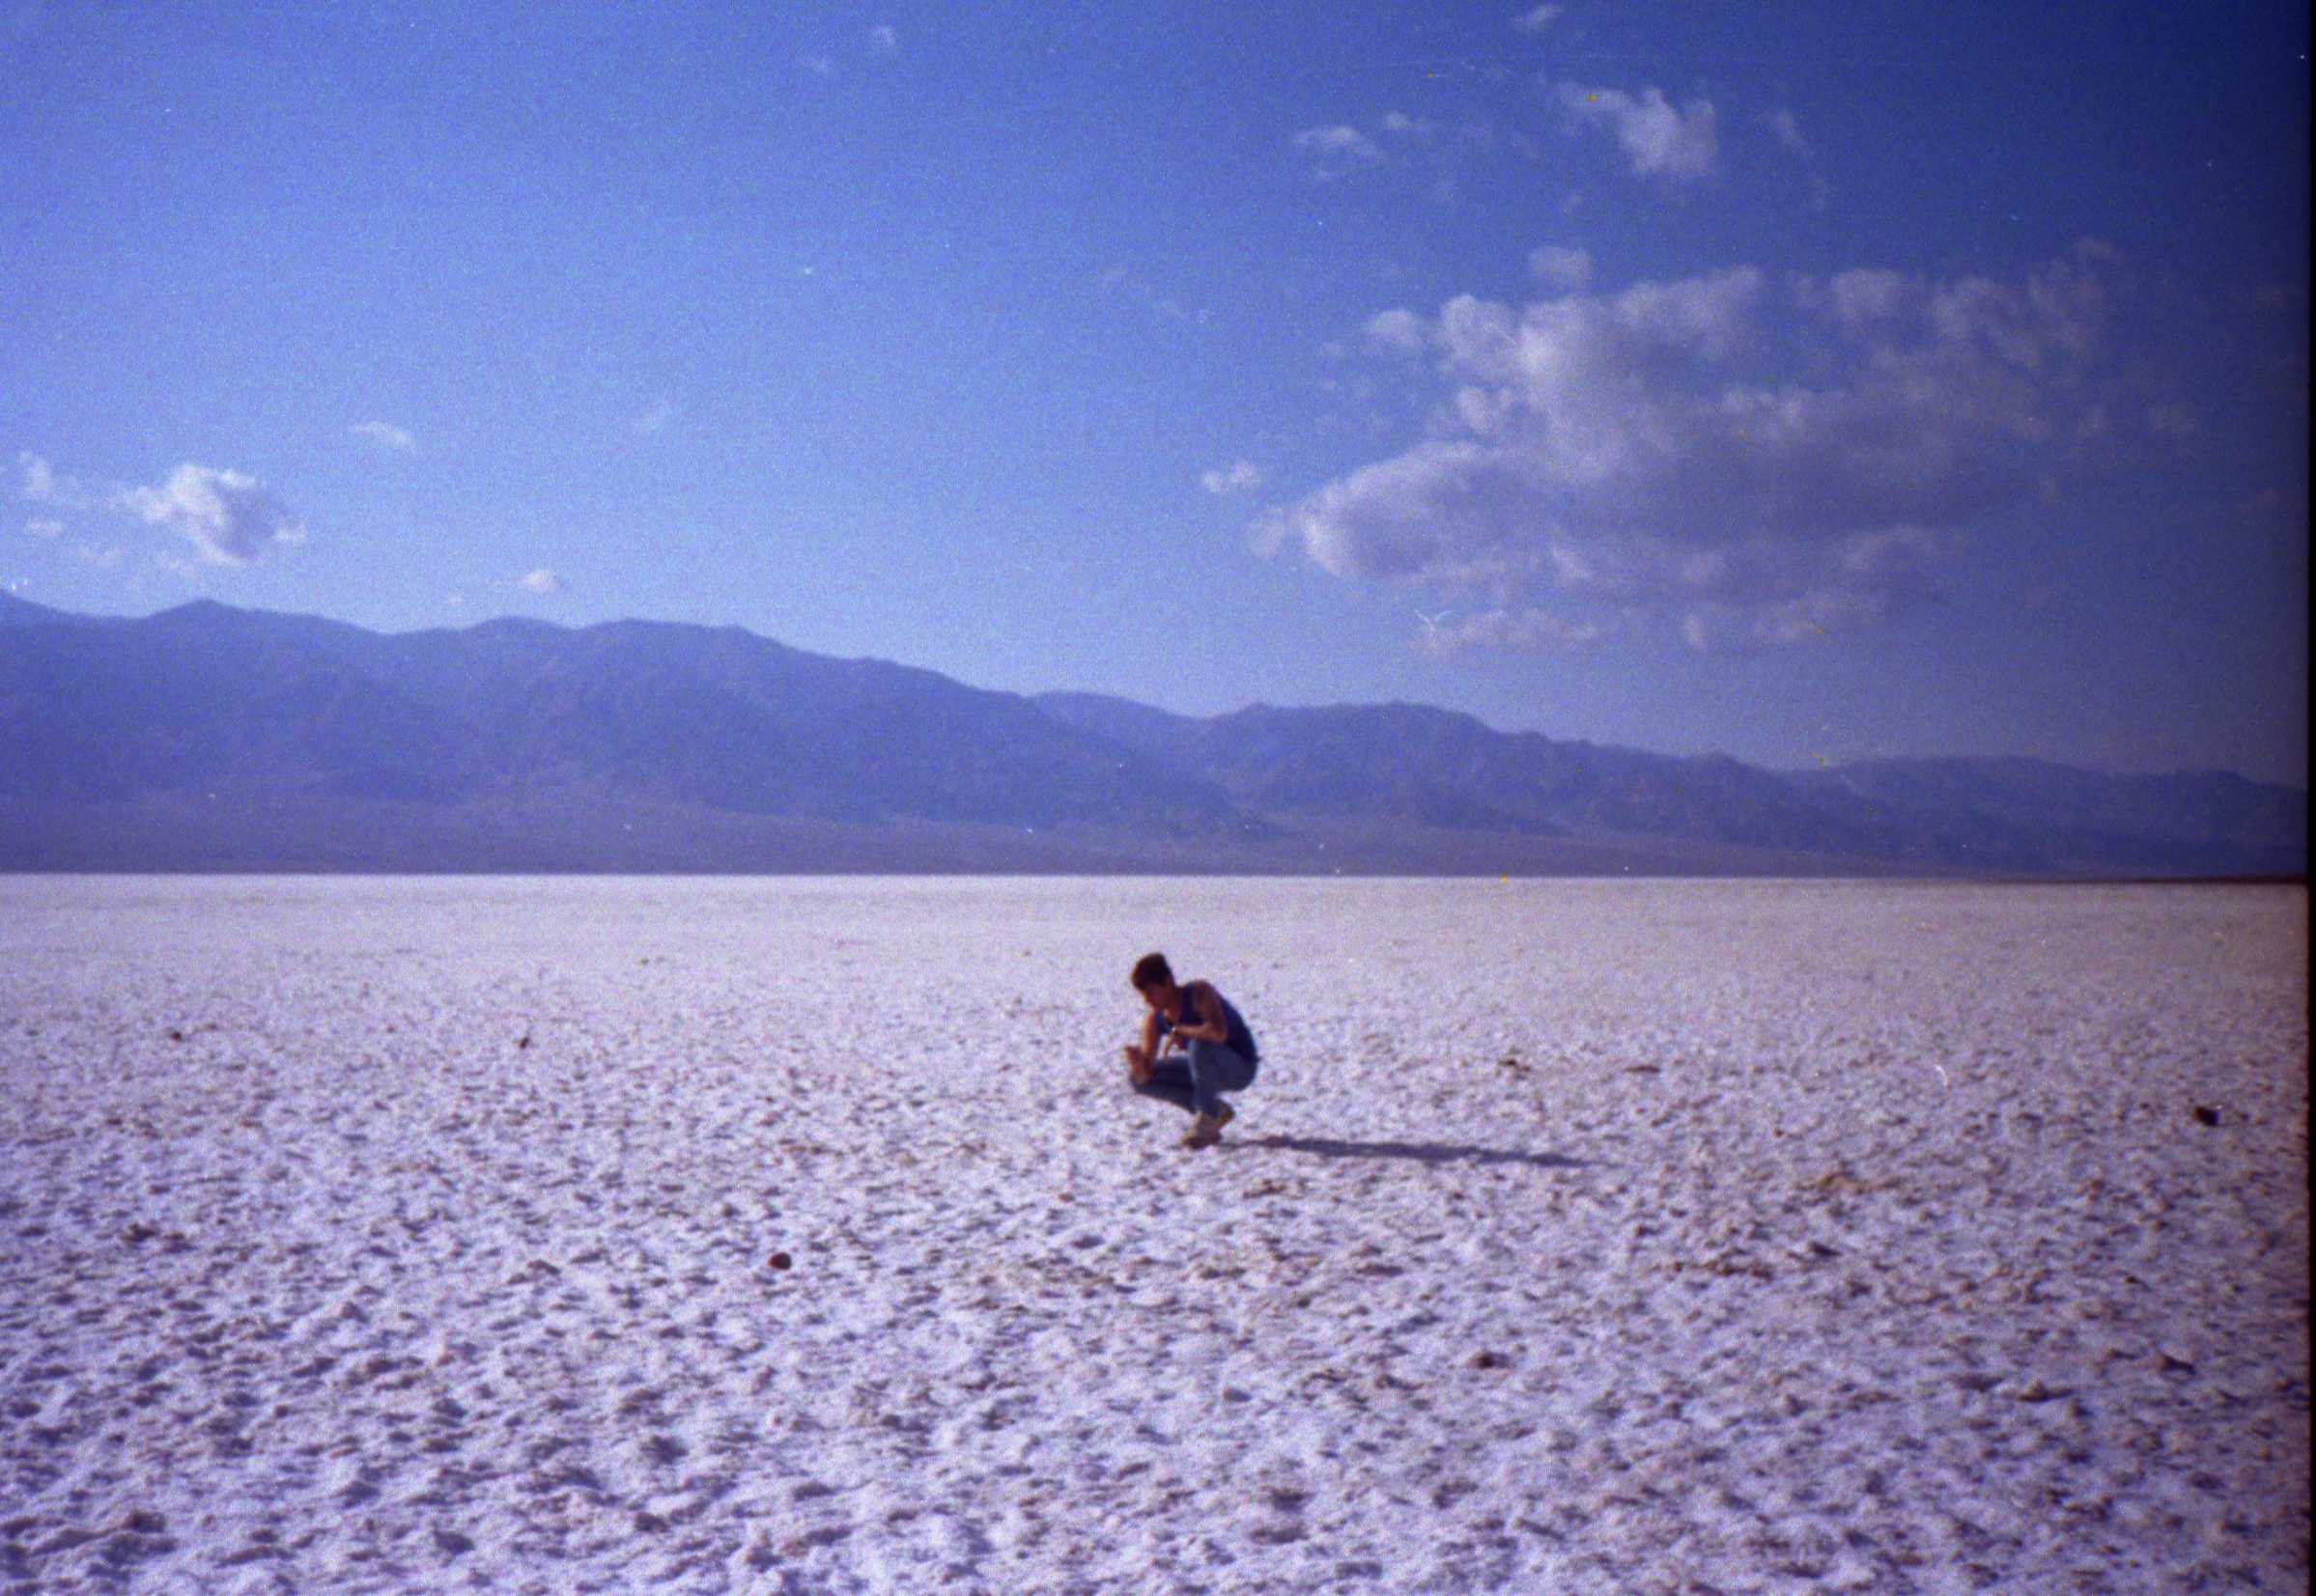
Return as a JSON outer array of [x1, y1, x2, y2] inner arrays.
[[1126, 1005, 1163, 1082], [1174, 981, 1228, 1046]]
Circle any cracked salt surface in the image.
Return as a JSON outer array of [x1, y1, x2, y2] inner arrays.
[[0, 876, 2304, 1594]]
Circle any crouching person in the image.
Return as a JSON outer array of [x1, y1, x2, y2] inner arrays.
[[1122, 952, 1259, 1149]]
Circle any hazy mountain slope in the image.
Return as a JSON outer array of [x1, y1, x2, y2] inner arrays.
[[1, 599, 2302, 875]]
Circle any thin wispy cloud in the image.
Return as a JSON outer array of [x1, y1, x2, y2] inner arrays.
[[1527, 245, 1592, 292], [1266, 242, 2142, 654], [1295, 111, 1542, 206], [520, 568, 565, 596], [1292, 124, 1385, 176], [634, 397, 677, 435], [1765, 106, 1832, 210], [18, 451, 99, 512], [26, 518, 63, 540], [870, 24, 898, 53], [1200, 461, 1264, 496], [1550, 82, 1720, 184], [352, 421, 416, 453], [1512, 4, 1563, 32], [1099, 265, 1208, 326]]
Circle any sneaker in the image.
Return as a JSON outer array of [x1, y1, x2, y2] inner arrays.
[[1180, 1112, 1223, 1149]]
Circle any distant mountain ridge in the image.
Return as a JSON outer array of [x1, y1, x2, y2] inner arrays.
[[0, 595, 2302, 876]]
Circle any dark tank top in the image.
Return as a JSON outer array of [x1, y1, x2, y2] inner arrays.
[[1164, 982, 1258, 1062]]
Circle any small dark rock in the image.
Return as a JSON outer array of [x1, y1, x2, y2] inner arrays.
[[1471, 1350, 1507, 1370], [766, 1251, 793, 1271], [2190, 1106, 2219, 1127], [516, 1035, 531, 1050]]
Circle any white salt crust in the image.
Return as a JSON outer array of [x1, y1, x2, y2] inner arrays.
[[0, 877, 2305, 1594]]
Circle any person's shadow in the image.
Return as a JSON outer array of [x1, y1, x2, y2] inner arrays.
[[1239, 1134, 1587, 1170]]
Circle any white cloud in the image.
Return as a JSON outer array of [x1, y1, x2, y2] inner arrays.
[[1766, 106, 1809, 154], [120, 464, 306, 567], [1362, 308, 1428, 355], [1527, 244, 1592, 292], [1292, 124, 1385, 173], [353, 421, 415, 452], [634, 396, 677, 435], [870, 23, 898, 52], [18, 451, 99, 512], [1379, 111, 1435, 142], [21, 453, 306, 568], [1200, 461, 1264, 495], [1421, 605, 1615, 657], [1512, 4, 1562, 30], [520, 568, 564, 596], [71, 542, 124, 569], [1271, 243, 2132, 652], [800, 53, 835, 77], [1551, 81, 1719, 183], [26, 518, 63, 539]]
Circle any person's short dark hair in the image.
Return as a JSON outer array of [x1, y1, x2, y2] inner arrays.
[[1130, 952, 1173, 992]]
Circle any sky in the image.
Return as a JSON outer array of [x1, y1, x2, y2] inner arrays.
[[3, 1, 2308, 784]]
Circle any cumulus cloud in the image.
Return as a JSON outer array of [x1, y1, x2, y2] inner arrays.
[[1363, 308, 1428, 355], [520, 568, 565, 596], [1551, 81, 1719, 183], [20, 453, 307, 569], [353, 421, 415, 452], [1267, 243, 2132, 652], [120, 464, 306, 567], [1200, 460, 1264, 495]]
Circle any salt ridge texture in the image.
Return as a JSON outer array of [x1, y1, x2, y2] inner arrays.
[[0, 877, 2305, 1594]]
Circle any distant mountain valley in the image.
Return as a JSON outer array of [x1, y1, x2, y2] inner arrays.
[[0, 592, 2302, 877]]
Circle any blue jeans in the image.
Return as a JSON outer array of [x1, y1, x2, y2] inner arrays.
[[1133, 1038, 1257, 1117]]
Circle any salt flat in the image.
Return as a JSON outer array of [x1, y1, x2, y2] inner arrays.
[[0, 876, 2305, 1594]]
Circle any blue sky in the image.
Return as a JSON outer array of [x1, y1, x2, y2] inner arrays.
[[4, 1, 2307, 783]]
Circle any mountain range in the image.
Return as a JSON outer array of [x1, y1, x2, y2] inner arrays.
[[0, 592, 2302, 877]]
